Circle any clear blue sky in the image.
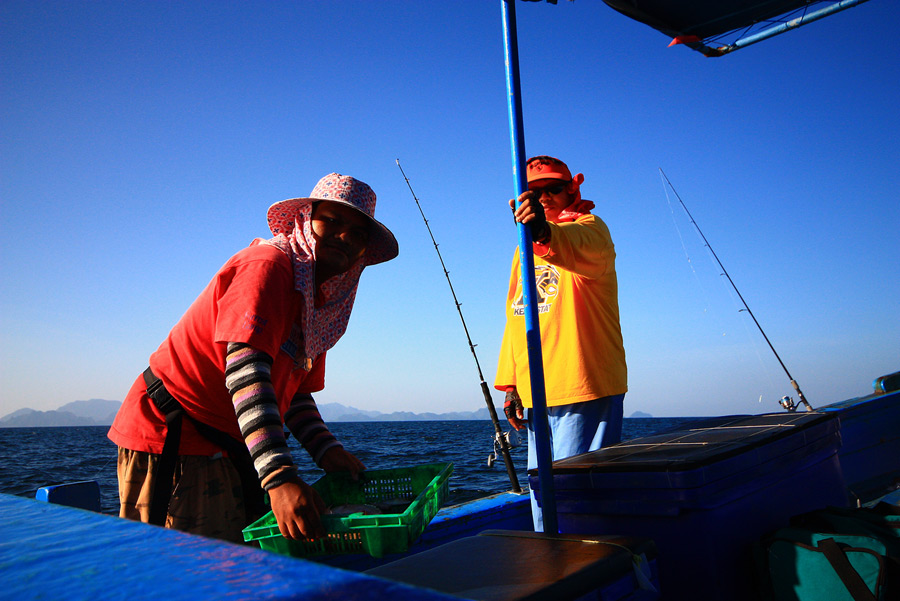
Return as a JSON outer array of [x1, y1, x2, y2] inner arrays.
[[2, 1, 897, 417]]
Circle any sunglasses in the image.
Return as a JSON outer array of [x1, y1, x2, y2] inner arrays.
[[530, 182, 567, 196]]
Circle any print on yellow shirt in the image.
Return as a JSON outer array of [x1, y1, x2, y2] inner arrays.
[[512, 265, 560, 316]]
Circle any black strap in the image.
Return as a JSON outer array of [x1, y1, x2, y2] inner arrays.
[[818, 537, 878, 601], [142, 368, 267, 527], [144, 368, 184, 526]]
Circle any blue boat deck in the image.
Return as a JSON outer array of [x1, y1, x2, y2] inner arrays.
[[0, 493, 458, 601]]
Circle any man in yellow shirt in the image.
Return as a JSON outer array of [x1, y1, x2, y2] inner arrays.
[[495, 156, 627, 531]]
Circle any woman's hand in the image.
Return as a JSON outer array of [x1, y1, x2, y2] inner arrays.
[[268, 478, 328, 540], [319, 446, 366, 479]]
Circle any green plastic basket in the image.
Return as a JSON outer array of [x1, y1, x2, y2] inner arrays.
[[242, 462, 453, 558]]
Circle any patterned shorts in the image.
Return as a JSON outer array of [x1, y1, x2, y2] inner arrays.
[[117, 447, 251, 544]]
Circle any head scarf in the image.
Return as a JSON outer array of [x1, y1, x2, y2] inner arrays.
[[258, 202, 364, 368], [556, 197, 595, 222]]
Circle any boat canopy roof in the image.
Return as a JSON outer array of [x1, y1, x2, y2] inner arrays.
[[600, 0, 814, 40], [521, 1, 871, 57]]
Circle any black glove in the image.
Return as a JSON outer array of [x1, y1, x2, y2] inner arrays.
[[531, 220, 550, 244], [503, 389, 524, 421], [527, 195, 550, 243]]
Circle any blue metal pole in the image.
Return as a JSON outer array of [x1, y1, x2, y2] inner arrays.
[[711, 0, 871, 55], [500, 0, 558, 534]]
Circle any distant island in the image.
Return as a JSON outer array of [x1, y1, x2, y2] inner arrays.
[[1, 399, 495, 427], [2, 399, 654, 427], [0, 399, 122, 427], [629, 411, 654, 418]]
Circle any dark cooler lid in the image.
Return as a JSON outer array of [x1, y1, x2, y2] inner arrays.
[[543, 411, 839, 475]]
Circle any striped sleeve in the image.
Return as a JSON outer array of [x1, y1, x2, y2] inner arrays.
[[225, 342, 297, 490], [284, 393, 342, 465]]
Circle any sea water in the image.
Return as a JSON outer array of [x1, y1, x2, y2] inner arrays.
[[0, 417, 703, 514]]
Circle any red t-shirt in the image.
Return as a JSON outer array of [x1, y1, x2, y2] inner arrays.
[[109, 243, 325, 455]]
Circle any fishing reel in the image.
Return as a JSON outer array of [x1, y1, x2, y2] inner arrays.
[[779, 396, 797, 412], [487, 429, 521, 467]]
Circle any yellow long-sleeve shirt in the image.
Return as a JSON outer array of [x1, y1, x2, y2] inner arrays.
[[494, 213, 627, 407]]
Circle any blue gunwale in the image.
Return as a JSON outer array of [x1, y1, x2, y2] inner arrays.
[[3, 385, 897, 600]]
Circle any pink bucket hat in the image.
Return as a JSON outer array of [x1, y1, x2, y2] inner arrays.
[[267, 173, 399, 265]]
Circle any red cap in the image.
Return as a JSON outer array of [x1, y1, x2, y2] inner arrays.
[[526, 157, 572, 183]]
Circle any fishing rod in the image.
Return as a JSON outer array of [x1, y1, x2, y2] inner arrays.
[[396, 159, 522, 493], [659, 168, 813, 412]]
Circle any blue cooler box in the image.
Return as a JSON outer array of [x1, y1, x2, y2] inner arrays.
[[822, 388, 900, 503], [530, 412, 848, 601]]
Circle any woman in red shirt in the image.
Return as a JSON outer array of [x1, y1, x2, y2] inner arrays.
[[109, 173, 398, 543]]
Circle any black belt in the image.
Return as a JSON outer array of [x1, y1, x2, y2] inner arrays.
[[142, 367, 267, 526]]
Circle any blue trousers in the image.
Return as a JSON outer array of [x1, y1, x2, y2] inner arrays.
[[526, 393, 625, 532]]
